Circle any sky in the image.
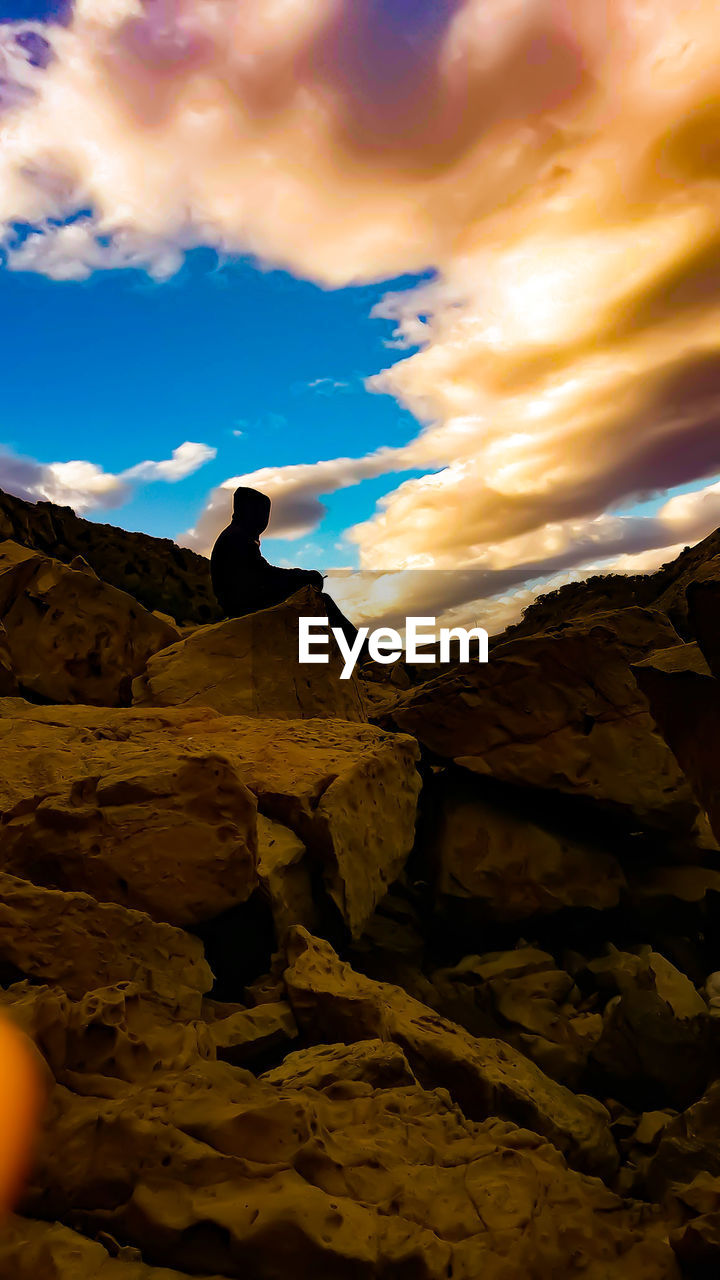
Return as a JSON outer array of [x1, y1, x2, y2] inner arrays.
[[3, 0, 720, 630]]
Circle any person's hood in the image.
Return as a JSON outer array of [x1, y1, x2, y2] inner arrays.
[[231, 487, 271, 536]]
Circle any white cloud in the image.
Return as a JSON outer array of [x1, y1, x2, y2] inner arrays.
[[123, 441, 217, 483], [0, 439, 215, 515]]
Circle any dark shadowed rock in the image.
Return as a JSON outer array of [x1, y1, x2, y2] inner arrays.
[[0, 540, 179, 706], [392, 608, 708, 838], [688, 577, 720, 677], [633, 642, 720, 843], [425, 770, 626, 925]]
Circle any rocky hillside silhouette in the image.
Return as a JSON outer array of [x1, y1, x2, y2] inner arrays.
[[2, 497, 720, 1276], [0, 487, 220, 626], [507, 525, 720, 641]]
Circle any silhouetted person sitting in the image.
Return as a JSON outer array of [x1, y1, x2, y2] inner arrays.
[[211, 486, 360, 649]]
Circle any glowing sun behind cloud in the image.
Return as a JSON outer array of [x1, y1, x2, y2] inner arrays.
[[3, 0, 720, 625]]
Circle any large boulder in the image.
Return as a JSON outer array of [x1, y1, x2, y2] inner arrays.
[[426, 771, 626, 925], [133, 588, 367, 722], [391, 608, 708, 838], [633, 643, 720, 843], [0, 716, 258, 927], [283, 928, 617, 1177], [0, 872, 212, 1016], [0, 702, 420, 938], [0, 540, 179, 706]]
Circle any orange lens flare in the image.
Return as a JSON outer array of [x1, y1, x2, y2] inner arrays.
[[0, 1017, 40, 1215]]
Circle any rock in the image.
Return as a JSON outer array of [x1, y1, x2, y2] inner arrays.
[[586, 947, 713, 1109], [257, 815, 317, 938], [0, 620, 17, 695], [261, 1038, 418, 1091], [426, 771, 626, 925], [0, 980, 217, 1088], [430, 948, 603, 1088], [666, 1173, 720, 1270], [133, 588, 367, 723], [283, 927, 617, 1176], [18, 1043, 676, 1279], [0, 484, 220, 625], [0, 1217, 225, 1279], [0, 540, 179, 706], [648, 1080, 720, 1198], [688, 578, 720, 677], [0, 702, 420, 938], [633, 643, 720, 843], [207, 1001, 298, 1068], [635, 1112, 675, 1147], [392, 608, 706, 837], [0, 872, 212, 1015], [0, 712, 258, 926]]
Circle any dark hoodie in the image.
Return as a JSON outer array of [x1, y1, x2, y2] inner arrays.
[[210, 486, 323, 618]]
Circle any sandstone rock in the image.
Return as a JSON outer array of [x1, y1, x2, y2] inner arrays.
[[0, 620, 17, 695], [426, 771, 626, 925], [430, 948, 603, 1088], [0, 980, 217, 1088], [133, 588, 367, 722], [0, 702, 420, 938], [0, 715, 258, 926], [0, 872, 212, 1016], [0, 540, 179, 706], [586, 947, 713, 1108], [283, 927, 617, 1176], [0, 1217, 225, 1279], [257, 815, 317, 937], [648, 1080, 720, 1198], [392, 608, 706, 836], [688, 578, 720, 676], [19, 1046, 677, 1280], [208, 1001, 298, 1068], [633, 643, 720, 842]]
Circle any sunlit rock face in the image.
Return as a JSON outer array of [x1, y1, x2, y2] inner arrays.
[[133, 588, 368, 724]]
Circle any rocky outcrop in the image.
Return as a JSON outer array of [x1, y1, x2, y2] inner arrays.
[[0, 485, 219, 625], [0, 540, 179, 706], [283, 927, 617, 1176], [5, 995, 677, 1280], [0, 702, 420, 938], [133, 589, 367, 722], [8, 509, 720, 1277], [391, 608, 710, 841]]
